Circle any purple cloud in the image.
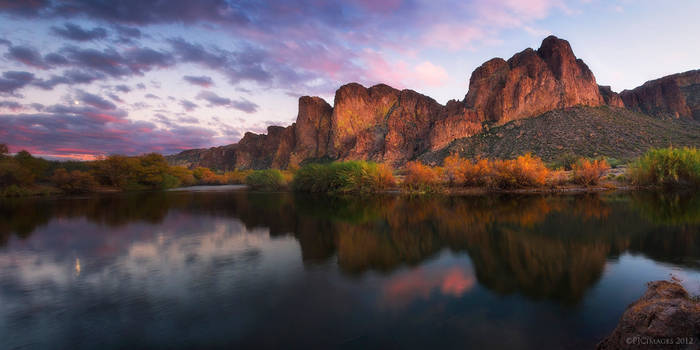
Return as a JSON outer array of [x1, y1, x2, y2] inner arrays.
[[77, 90, 117, 110], [51, 23, 108, 41], [183, 75, 214, 87], [180, 100, 198, 111], [5, 45, 50, 69], [196, 91, 259, 113], [0, 71, 34, 95], [33, 70, 105, 90]]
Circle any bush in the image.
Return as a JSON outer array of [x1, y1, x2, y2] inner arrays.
[[572, 158, 610, 186], [245, 169, 287, 191], [553, 151, 580, 171], [403, 161, 442, 192], [628, 147, 700, 188], [442, 155, 489, 186], [292, 161, 395, 194], [224, 169, 253, 184], [488, 153, 550, 189], [50, 168, 98, 194]]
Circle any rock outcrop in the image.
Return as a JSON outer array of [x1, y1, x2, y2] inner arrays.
[[597, 280, 700, 349], [621, 69, 700, 120], [464, 36, 605, 124], [167, 36, 699, 170]]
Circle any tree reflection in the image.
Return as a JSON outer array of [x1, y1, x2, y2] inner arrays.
[[1, 190, 699, 303]]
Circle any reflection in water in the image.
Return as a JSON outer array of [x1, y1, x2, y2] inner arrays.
[[0, 190, 699, 349]]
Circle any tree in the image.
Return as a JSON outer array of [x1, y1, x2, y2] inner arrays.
[[0, 144, 8, 157], [13, 150, 49, 180], [50, 168, 97, 194]]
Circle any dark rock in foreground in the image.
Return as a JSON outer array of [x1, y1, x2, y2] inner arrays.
[[597, 281, 700, 349]]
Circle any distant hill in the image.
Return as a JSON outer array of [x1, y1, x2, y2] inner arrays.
[[167, 36, 700, 170], [419, 106, 700, 165]]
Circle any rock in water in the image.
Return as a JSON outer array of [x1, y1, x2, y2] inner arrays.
[[597, 281, 700, 349]]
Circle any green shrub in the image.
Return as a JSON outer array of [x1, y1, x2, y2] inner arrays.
[[292, 161, 395, 194], [628, 147, 700, 188], [245, 169, 287, 191]]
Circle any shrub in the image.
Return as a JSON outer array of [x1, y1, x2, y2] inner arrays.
[[403, 161, 442, 192], [572, 158, 610, 186], [628, 147, 700, 188], [245, 169, 287, 191], [443, 155, 489, 186], [547, 169, 570, 187], [292, 161, 395, 194], [50, 168, 98, 194], [488, 153, 549, 189], [553, 151, 580, 171], [224, 169, 253, 184]]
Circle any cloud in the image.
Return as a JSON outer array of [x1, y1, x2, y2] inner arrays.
[[196, 91, 230, 106], [183, 75, 214, 87], [58, 46, 174, 78], [231, 98, 259, 114], [77, 90, 116, 110], [32, 70, 105, 90], [114, 84, 131, 93], [0, 71, 34, 95], [180, 100, 198, 111], [0, 100, 22, 111], [51, 23, 108, 41], [195, 91, 259, 113], [5, 45, 50, 69]]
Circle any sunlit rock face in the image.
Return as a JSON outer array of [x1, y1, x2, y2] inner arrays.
[[621, 69, 700, 120], [329, 83, 446, 166], [464, 35, 605, 124]]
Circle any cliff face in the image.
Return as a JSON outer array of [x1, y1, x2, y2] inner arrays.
[[620, 69, 700, 120], [464, 36, 605, 124], [167, 36, 699, 170]]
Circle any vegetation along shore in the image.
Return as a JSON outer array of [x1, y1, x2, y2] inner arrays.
[[2, 142, 697, 197]]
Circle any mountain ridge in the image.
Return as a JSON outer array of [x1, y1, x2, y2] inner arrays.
[[167, 36, 700, 170]]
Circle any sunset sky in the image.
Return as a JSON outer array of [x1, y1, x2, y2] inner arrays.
[[0, 0, 698, 159]]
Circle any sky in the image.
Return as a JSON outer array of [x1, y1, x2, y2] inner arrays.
[[0, 0, 698, 160]]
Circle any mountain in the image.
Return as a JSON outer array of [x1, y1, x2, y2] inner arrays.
[[167, 36, 700, 170]]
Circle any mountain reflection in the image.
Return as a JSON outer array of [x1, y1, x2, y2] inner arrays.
[[1, 190, 699, 304]]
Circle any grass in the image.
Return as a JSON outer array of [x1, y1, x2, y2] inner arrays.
[[245, 169, 288, 191], [628, 147, 700, 188], [292, 160, 395, 194]]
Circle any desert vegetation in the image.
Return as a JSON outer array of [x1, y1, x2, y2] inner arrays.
[[3, 142, 698, 197], [245, 169, 288, 191], [0, 144, 251, 197], [292, 160, 395, 194], [628, 147, 700, 188]]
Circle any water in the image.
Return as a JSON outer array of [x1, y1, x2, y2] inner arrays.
[[1, 189, 699, 349]]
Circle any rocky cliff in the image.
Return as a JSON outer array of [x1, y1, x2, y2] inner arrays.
[[167, 36, 699, 170], [621, 69, 700, 120]]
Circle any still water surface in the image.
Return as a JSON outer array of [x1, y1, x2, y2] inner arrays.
[[1, 189, 699, 349]]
